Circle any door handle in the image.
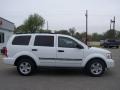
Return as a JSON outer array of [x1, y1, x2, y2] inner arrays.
[[32, 49, 38, 51], [58, 50, 64, 52]]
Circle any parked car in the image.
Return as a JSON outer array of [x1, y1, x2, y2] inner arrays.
[[3, 34, 114, 77], [100, 39, 119, 48]]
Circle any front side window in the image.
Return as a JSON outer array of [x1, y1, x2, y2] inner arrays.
[[34, 36, 54, 47], [12, 35, 31, 45], [58, 36, 78, 48]]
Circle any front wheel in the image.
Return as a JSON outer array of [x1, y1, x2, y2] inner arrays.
[[17, 59, 36, 76], [85, 60, 106, 77]]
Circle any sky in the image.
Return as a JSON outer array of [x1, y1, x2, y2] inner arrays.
[[0, 0, 120, 34]]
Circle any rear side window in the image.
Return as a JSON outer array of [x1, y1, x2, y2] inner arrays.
[[34, 36, 54, 47], [12, 36, 31, 45]]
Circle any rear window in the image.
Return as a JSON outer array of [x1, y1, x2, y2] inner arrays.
[[34, 36, 54, 47], [12, 35, 31, 45]]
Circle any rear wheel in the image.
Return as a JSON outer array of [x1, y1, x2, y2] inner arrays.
[[85, 60, 106, 77], [17, 59, 36, 76]]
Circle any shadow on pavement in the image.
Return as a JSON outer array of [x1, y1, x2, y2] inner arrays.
[[2, 66, 115, 78]]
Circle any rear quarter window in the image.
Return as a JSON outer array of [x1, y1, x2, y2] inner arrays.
[[12, 35, 31, 45]]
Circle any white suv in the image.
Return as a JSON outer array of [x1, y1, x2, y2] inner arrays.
[[3, 34, 114, 76]]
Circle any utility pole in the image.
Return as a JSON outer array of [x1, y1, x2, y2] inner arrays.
[[113, 16, 116, 38], [113, 16, 115, 30], [110, 19, 112, 30], [47, 21, 49, 30], [85, 10, 88, 45], [111, 16, 116, 38]]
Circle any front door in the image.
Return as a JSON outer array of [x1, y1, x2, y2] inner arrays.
[[56, 36, 84, 67]]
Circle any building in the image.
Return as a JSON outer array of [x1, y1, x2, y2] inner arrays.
[[0, 17, 15, 49]]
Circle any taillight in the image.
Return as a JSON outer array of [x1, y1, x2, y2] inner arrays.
[[2, 47, 8, 57]]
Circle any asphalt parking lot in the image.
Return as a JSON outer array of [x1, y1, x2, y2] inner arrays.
[[0, 49, 120, 90]]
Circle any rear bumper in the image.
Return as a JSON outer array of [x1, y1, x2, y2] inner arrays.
[[106, 59, 115, 68], [3, 57, 15, 65]]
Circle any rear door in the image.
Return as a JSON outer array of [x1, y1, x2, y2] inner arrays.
[[56, 35, 84, 67], [31, 34, 56, 66]]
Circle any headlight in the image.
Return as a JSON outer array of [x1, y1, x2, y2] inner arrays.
[[106, 53, 112, 59]]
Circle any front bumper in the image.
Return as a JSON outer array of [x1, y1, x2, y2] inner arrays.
[[106, 59, 115, 68]]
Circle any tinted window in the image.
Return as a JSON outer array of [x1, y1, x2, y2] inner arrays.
[[58, 36, 78, 48], [34, 36, 54, 47], [12, 36, 31, 45]]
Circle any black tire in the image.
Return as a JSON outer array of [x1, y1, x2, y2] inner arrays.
[[116, 46, 119, 48], [17, 59, 36, 76], [85, 59, 106, 77]]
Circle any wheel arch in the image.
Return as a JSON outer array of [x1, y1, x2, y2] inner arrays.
[[14, 55, 37, 67], [85, 57, 107, 68]]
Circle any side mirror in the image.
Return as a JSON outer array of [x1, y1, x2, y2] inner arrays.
[[76, 44, 83, 49]]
